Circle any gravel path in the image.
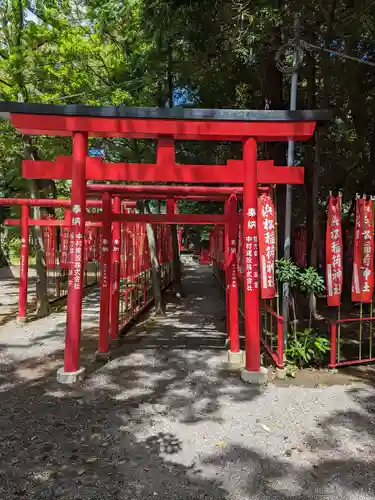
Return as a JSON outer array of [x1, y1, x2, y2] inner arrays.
[[0, 266, 375, 499], [0, 265, 37, 322]]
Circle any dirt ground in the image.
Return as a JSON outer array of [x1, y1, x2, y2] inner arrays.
[[1, 265, 375, 499]]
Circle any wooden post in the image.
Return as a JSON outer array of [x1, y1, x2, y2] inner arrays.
[[57, 132, 88, 383], [97, 192, 112, 359], [241, 138, 267, 384], [17, 204, 29, 323], [110, 196, 121, 342]]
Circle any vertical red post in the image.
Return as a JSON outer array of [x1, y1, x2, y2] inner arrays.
[[110, 196, 121, 342], [329, 322, 337, 369], [241, 138, 266, 383], [277, 318, 284, 368], [58, 132, 88, 383], [17, 204, 29, 323], [97, 192, 112, 358], [224, 199, 231, 342], [227, 194, 240, 355]]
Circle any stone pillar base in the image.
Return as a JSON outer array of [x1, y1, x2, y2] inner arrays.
[[56, 366, 85, 384], [227, 350, 244, 367], [328, 368, 338, 374], [16, 317, 27, 325], [95, 351, 111, 362], [241, 366, 268, 385], [275, 367, 286, 380]]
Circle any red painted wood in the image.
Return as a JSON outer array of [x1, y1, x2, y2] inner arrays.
[[110, 197, 121, 341], [4, 213, 234, 226], [86, 185, 243, 196], [243, 138, 261, 373], [227, 194, 240, 353], [98, 192, 111, 354], [22, 157, 304, 184], [0, 198, 136, 209], [111, 213, 231, 224], [3, 219, 102, 227], [18, 205, 29, 322], [11, 113, 316, 141], [64, 132, 88, 373]]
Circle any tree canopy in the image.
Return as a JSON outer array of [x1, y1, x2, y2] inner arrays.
[[1, 0, 375, 267]]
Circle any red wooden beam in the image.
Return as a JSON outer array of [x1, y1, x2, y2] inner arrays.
[[3, 213, 239, 226], [85, 184, 242, 196], [3, 219, 102, 227], [89, 213, 232, 225], [22, 157, 304, 184], [11, 114, 317, 141], [0, 198, 136, 208], [87, 192, 228, 201]]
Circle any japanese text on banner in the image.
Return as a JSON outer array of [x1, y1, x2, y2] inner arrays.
[[244, 207, 258, 293], [257, 188, 276, 299], [352, 198, 374, 303], [326, 195, 343, 306]]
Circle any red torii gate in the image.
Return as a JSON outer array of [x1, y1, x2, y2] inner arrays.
[[0, 102, 330, 384]]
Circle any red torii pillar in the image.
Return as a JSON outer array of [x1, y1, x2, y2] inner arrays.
[[241, 138, 265, 383], [57, 132, 88, 383], [224, 194, 240, 363], [110, 197, 121, 344]]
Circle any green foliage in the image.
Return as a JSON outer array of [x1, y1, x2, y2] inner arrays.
[[285, 328, 330, 368], [275, 258, 300, 288], [298, 266, 325, 297], [276, 259, 325, 297]]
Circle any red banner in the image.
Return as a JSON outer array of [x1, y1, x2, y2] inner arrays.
[[86, 227, 98, 262], [326, 195, 343, 306], [352, 198, 374, 303], [362, 199, 374, 302], [60, 226, 70, 269], [41, 217, 57, 269], [257, 188, 276, 299]]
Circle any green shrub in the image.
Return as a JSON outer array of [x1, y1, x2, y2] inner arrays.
[[285, 328, 330, 368]]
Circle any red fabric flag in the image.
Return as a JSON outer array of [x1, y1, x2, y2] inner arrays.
[[86, 227, 98, 262], [362, 199, 374, 302], [41, 218, 57, 269], [257, 187, 276, 299], [60, 226, 70, 269], [352, 199, 363, 302], [326, 195, 343, 306], [352, 198, 374, 302]]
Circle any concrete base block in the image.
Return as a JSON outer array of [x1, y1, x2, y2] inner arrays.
[[241, 366, 268, 386], [227, 350, 244, 367], [328, 368, 338, 374], [275, 367, 286, 380], [16, 317, 27, 325], [56, 366, 85, 384], [95, 351, 111, 362]]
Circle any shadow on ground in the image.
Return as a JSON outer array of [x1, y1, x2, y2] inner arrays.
[[0, 266, 375, 499]]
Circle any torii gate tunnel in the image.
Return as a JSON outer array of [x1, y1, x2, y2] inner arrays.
[[0, 102, 330, 384]]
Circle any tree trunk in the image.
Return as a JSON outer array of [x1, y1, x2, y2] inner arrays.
[[0, 226, 10, 269], [23, 138, 51, 317], [138, 200, 165, 315], [309, 133, 324, 320], [262, 23, 286, 256], [165, 45, 184, 297], [27, 178, 51, 317], [171, 224, 184, 297], [145, 221, 165, 315]]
